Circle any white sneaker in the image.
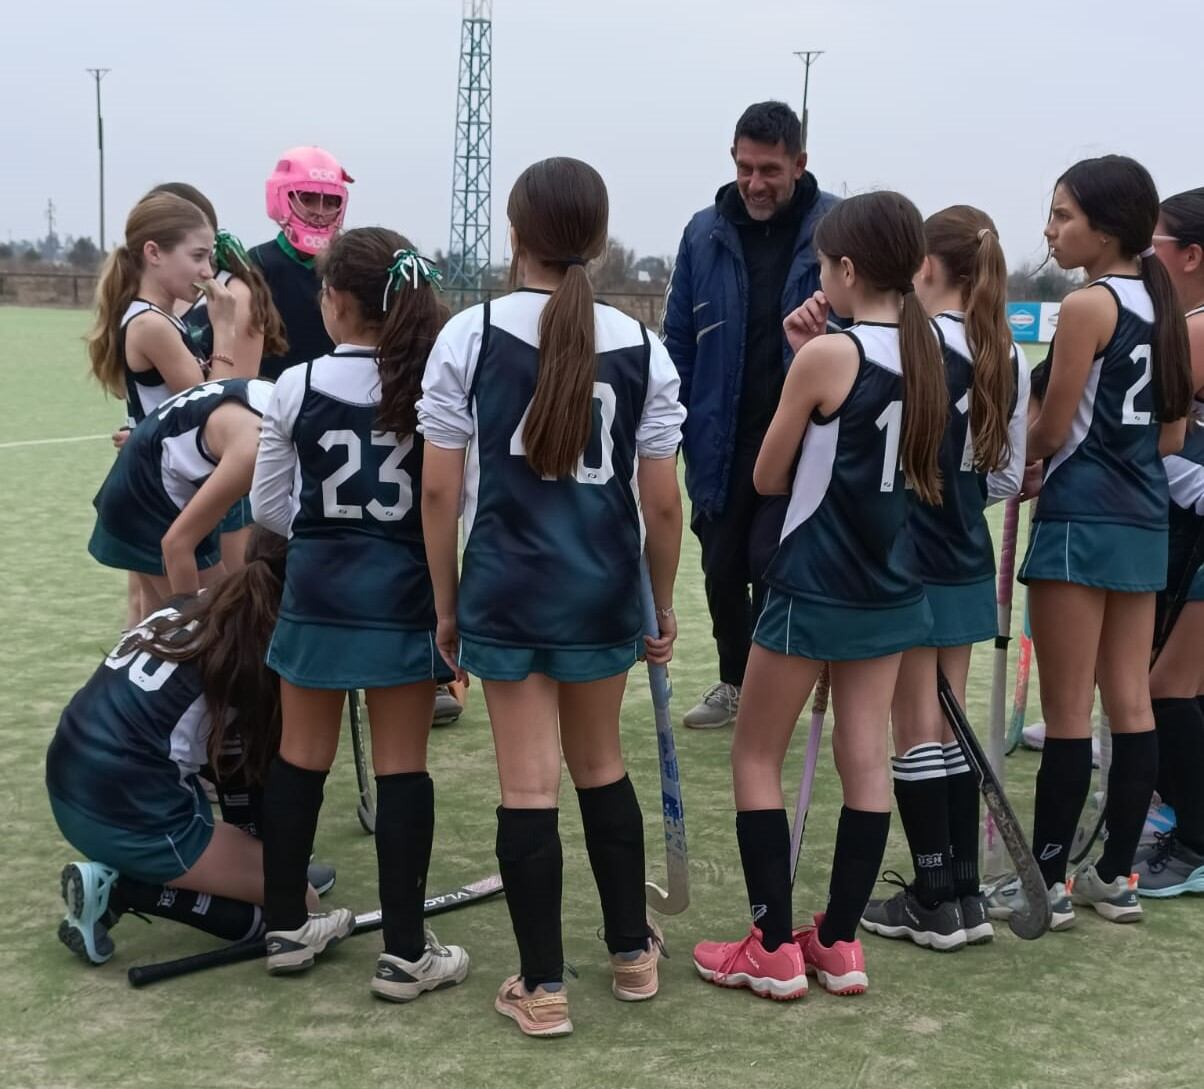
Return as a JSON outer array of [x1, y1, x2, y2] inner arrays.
[[683, 682, 740, 729], [433, 684, 464, 727], [266, 908, 356, 974], [370, 926, 470, 1003], [982, 874, 1076, 931]]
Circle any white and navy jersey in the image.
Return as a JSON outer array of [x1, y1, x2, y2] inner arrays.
[[418, 290, 685, 650], [93, 378, 272, 554], [1036, 276, 1167, 528], [1166, 425, 1204, 517], [250, 348, 435, 631], [45, 611, 212, 828], [249, 236, 333, 381], [764, 323, 927, 608], [120, 299, 204, 428], [900, 313, 1029, 585], [179, 270, 234, 362]]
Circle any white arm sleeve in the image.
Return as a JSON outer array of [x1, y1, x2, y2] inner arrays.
[[987, 345, 1031, 502], [417, 307, 484, 450], [1166, 453, 1204, 516], [250, 365, 305, 536], [636, 335, 687, 459]]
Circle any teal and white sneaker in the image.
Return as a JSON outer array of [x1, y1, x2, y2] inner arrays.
[[1134, 834, 1204, 898], [982, 873, 1076, 931], [1136, 803, 1177, 861], [58, 862, 119, 965], [1068, 862, 1142, 922]]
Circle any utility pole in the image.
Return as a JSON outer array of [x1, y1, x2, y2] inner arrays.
[[793, 51, 824, 150], [85, 68, 110, 251], [45, 198, 57, 240]]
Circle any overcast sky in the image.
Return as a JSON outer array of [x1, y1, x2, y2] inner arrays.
[[1, 0, 1195, 271]]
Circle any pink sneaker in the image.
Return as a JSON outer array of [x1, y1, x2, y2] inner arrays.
[[692, 926, 808, 1001], [794, 913, 868, 996]]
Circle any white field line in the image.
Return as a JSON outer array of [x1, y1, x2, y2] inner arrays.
[[0, 433, 111, 450]]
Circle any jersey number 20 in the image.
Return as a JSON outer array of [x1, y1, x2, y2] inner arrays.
[[318, 430, 414, 521], [509, 382, 617, 486]]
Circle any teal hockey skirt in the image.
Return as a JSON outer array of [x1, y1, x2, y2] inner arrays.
[[267, 618, 454, 690], [458, 637, 642, 683], [1019, 519, 1166, 592], [921, 577, 997, 647], [752, 588, 932, 662]]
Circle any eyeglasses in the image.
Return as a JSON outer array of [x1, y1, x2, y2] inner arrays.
[[1151, 234, 1181, 245]]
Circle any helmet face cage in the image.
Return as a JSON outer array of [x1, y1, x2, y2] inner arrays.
[[265, 146, 353, 255]]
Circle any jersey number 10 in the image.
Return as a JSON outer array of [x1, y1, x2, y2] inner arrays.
[[509, 382, 618, 486]]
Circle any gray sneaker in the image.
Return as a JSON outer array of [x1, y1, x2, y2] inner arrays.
[[1068, 862, 1142, 922], [433, 685, 464, 727], [683, 682, 740, 729], [983, 874, 1076, 931], [859, 874, 966, 952], [1135, 833, 1204, 897], [958, 892, 995, 945]]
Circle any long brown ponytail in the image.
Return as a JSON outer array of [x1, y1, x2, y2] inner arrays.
[[318, 227, 449, 435], [814, 192, 947, 504], [507, 157, 610, 478], [87, 193, 210, 397], [127, 529, 287, 783], [924, 205, 1015, 473]]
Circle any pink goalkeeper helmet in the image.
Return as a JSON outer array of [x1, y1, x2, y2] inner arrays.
[[265, 146, 354, 255]]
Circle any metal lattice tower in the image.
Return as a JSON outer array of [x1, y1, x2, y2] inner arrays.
[[447, 0, 492, 290]]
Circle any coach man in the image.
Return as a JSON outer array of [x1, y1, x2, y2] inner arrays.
[[663, 100, 838, 729]]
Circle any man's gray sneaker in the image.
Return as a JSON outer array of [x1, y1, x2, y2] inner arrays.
[[860, 875, 966, 952], [1068, 862, 1142, 922], [983, 873, 1076, 931], [370, 926, 470, 1002], [959, 892, 995, 945], [683, 682, 740, 729], [433, 685, 464, 727], [266, 908, 356, 974]]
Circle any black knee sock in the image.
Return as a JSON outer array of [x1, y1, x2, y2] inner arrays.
[[1031, 737, 1093, 887], [212, 748, 265, 838], [111, 878, 263, 941], [496, 807, 563, 989], [735, 809, 792, 951], [376, 772, 434, 961], [1155, 698, 1204, 851], [262, 755, 327, 932], [819, 807, 890, 946], [577, 775, 650, 955], [1097, 731, 1159, 883], [891, 744, 953, 908], [944, 741, 981, 897]]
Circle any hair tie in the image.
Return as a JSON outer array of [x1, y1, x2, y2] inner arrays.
[[563, 256, 587, 267], [213, 229, 252, 273], [1140, 245, 1156, 259], [382, 249, 444, 311], [900, 282, 916, 295], [976, 228, 994, 243]]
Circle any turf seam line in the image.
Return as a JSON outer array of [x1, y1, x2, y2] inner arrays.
[[0, 434, 112, 450]]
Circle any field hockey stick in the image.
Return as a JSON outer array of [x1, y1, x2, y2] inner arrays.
[[789, 666, 828, 887], [1005, 502, 1034, 755], [127, 875, 503, 988], [937, 669, 1050, 939], [639, 560, 689, 915], [348, 689, 375, 834], [984, 499, 1021, 876]]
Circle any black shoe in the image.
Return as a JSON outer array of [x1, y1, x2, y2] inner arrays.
[[958, 891, 995, 944], [307, 862, 336, 897], [859, 872, 967, 952]]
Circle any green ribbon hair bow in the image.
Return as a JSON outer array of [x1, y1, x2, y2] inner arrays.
[[213, 229, 252, 273], [383, 249, 444, 310]]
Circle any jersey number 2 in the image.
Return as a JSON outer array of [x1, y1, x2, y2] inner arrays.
[[509, 382, 617, 486], [318, 430, 414, 521], [1122, 345, 1152, 426]]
